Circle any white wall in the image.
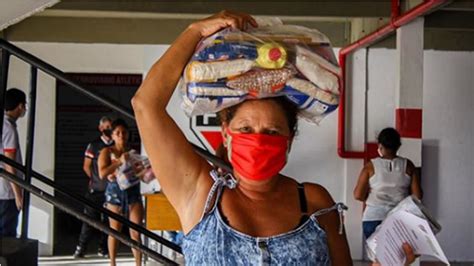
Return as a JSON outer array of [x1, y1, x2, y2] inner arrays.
[[422, 50, 474, 261], [367, 49, 397, 139], [351, 48, 474, 261], [6, 42, 473, 261]]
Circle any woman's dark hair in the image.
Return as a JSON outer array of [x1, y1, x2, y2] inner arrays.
[[217, 97, 299, 136], [111, 118, 129, 131], [377, 127, 401, 152]]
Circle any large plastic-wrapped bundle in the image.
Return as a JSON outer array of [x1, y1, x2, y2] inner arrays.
[[180, 18, 341, 124], [116, 150, 156, 190]]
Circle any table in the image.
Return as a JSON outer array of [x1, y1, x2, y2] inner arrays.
[[144, 192, 182, 231]]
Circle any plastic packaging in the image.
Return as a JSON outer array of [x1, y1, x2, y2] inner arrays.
[[180, 17, 341, 124], [116, 150, 156, 190]]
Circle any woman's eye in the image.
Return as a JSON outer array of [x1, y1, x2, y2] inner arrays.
[[239, 127, 252, 133], [266, 129, 279, 135]]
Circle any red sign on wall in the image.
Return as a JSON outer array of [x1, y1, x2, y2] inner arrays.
[[189, 113, 223, 153]]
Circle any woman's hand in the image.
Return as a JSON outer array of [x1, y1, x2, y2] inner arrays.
[[14, 193, 23, 211], [107, 174, 116, 182], [373, 243, 417, 266], [402, 243, 417, 265], [189, 10, 258, 38]]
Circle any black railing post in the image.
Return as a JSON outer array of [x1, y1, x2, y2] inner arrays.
[[20, 66, 37, 239], [0, 49, 10, 137]]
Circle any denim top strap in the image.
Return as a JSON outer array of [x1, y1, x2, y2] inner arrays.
[[201, 170, 238, 217], [182, 170, 348, 265]]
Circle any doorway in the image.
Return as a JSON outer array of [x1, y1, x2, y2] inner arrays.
[[53, 73, 142, 255]]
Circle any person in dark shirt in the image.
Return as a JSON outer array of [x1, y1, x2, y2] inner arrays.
[[73, 116, 113, 258]]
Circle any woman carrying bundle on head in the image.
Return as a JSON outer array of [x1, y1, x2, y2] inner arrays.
[[132, 11, 416, 265]]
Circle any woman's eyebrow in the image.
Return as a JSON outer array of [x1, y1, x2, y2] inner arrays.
[[266, 124, 284, 130], [234, 118, 251, 125]]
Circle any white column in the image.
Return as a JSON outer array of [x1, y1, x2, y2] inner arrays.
[[395, 18, 424, 266], [343, 49, 368, 260], [395, 17, 424, 167]]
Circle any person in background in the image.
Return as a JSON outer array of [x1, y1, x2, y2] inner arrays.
[[354, 127, 423, 240], [0, 88, 26, 237], [99, 119, 143, 266], [73, 116, 113, 258]]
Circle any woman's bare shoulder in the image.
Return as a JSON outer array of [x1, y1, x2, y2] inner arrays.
[[302, 182, 344, 234], [302, 182, 337, 213]]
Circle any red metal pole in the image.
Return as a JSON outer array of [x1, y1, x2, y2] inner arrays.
[[337, 0, 447, 159], [337, 53, 365, 158], [392, 0, 401, 20]]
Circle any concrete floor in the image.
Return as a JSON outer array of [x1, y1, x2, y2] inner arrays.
[[39, 256, 473, 266], [38, 254, 184, 266], [39, 256, 159, 266], [352, 262, 473, 266]]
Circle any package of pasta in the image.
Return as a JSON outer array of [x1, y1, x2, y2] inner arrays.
[[180, 17, 341, 124]]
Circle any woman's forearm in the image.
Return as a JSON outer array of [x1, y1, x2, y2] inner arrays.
[[99, 160, 122, 179], [133, 25, 202, 111]]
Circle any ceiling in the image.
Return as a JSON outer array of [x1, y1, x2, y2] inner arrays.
[[50, 0, 394, 17], [1, 0, 474, 50], [0, 0, 59, 31]]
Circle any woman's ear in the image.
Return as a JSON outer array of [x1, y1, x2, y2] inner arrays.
[[288, 134, 294, 153], [221, 123, 229, 147]]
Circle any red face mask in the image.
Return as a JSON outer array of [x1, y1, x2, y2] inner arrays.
[[226, 129, 290, 181]]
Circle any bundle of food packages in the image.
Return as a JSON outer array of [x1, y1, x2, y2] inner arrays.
[[180, 18, 341, 124], [116, 150, 156, 190]]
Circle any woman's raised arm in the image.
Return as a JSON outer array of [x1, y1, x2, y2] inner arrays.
[[132, 11, 257, 231]]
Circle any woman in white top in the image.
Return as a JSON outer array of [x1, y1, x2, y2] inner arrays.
[[354, 127, 422, 239]]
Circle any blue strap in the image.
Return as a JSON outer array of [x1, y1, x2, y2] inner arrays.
[[200, 170, 238, 219], [312, 202, 348, 235]]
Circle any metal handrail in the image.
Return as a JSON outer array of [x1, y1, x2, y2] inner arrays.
[[0, 38, 220, 263], [0, 38, 232, 172], [0, 169, 178, 265], [0, 39, 134, 120], [0, 155, 182, 253], [0, 37, 237, 262]]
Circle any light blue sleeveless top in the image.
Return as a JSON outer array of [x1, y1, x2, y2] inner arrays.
[[182, 170, 346, 265]]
